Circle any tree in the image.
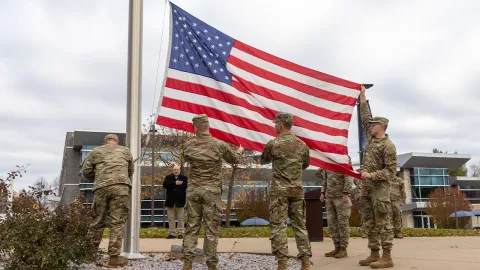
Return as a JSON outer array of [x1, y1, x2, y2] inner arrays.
[[51, 175, 60, 193], [221, 149, 266, 227], [426, 186, 472, 228], [29, 176, 56, 208], [469, 162, 480, 177]]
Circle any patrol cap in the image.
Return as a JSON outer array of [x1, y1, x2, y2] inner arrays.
[[104, 134, 119, 143], [192, 114, 209, 126], [369, 116, 389, 127], [274, 112, 293, 126]]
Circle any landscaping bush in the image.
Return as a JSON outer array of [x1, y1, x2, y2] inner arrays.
[[0, 168, 100, 270]]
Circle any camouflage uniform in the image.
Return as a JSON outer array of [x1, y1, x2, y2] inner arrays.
[[81, 134, 134, 257], [182, 114, 242, 268], [260, 113, 312, 265], [354, 178, 367, 236], [359, 102, 397, 268], [390, 177, 406, 235], [316, 169, 353, 250]]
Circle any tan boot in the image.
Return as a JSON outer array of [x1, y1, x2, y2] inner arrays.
[[277, 260, 288, 270], [394, 233, 403, 239], [362, 234, 367, 238], [301, 258, 311, 270], [182, 262, 193, 270], [334, 248, 348, 259], [325, 247, 340, 257], [359, 249, 380, 266], [207, 266, 217, 270], [370, 249, 394, 269], [105, 256, 128, 268]]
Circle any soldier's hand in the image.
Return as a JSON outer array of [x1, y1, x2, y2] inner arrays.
[[361, 171, 372, 180], [237, 145, 244, 153], [320, 193, 325, 202], [176, 180, 183, 185], [343, 194, 349, 204]]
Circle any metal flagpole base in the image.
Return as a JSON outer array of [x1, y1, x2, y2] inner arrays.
[[120, 252, 148, 260]]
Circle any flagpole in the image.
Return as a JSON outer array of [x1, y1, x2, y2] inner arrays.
[[122, 0, 146, 259]]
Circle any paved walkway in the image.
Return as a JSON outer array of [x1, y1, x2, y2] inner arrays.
[[101, 236, 480, 269]]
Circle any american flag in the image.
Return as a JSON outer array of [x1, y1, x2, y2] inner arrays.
[[156, 3, 362, 178]]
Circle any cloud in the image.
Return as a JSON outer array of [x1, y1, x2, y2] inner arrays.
[[1, 0, 480, 190]]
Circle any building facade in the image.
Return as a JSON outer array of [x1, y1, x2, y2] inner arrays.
[[59, 131, 479, 228]]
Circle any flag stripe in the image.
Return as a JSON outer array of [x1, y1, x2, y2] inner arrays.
[[233, 40, 361, 90], [164, 80, 348, 145], [228, 69, 352, 121], [157, 107, 349, 164], [161, 96, 348, 155], [230, 47, 359, 98], [168, 69, 350, 134], [228, 55, 358, 106]]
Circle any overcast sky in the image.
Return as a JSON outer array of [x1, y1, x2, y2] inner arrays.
[[1, 0, 480, 190]]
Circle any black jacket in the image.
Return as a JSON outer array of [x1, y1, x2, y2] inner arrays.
[[162, 174, 188, 208]]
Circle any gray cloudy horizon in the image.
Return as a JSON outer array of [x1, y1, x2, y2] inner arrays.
[[1, 0, 480, 191]]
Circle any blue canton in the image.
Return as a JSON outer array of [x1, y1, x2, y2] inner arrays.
[[169, 3, 234, 85]]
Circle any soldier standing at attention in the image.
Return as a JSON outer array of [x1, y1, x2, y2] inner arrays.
[[261, 112, 312, 270], [391, 176, 406, 239], [181, 114, 243, 270], [81, 134, 134, 267], [358, 85, 397, 269], [353, 178, 368, 238], [317, 156, 354, 259]]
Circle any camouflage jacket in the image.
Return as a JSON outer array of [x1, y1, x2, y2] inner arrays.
[[353, 178, 363, 199], [360, 102, 397, 200], [390, 177, 406, 203], [81, 142, 134, 191], [315, 169, 353, 198], [182, 133, 241, 189], [261, 132, 310, 197]]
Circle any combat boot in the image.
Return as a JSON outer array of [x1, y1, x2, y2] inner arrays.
[[301, 258, 311, 270], [394, 233, 403, 239], [362, 234, 367, 238], [105, 256, 128, 268], [324, 247, 340, 257], [370, 249, 394, 268], [182, 262, 193, 270], [207, 266, 217, 270], [359, 249, 380, 266], [276, 260, 288, 270], [335, 248, 348, 259]]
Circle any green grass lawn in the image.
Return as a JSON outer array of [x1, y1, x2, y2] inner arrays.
[[102, 226, 480, 238]]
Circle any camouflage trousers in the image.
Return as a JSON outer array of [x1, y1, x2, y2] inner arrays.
[[183, 186, 222, 267], [391, 200, 403, 234], [357, 198, 366, 233], [87, 184, 130, 256], [326, 197, 352, 248], [360, 195, 394, 251], [269, 195, 312, 262]]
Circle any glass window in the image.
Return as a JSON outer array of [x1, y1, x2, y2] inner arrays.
[[154, 201, 164, 209], [429, 168, 444, 175], [413, 216, 423, 228], [419, 176, 431, 185], [419, 187, 437, 199], [418, 168, 431, 175], [141, 201, 151, 210]]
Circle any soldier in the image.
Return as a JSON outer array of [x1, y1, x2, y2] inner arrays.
[[354, 178, 368, 238], [181, 114, 243, 270], [391, 176, 406, 239], [261, 112, 312, 270], [358, 85, 397, 269], [81, 134, 133, 267], [316, 156, 354, 259]]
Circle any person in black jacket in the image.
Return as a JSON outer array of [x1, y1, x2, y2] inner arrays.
[[162, 164, 188, 239]]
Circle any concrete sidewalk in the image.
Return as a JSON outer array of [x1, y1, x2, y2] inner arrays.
[[101, 237, 480, 269]]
